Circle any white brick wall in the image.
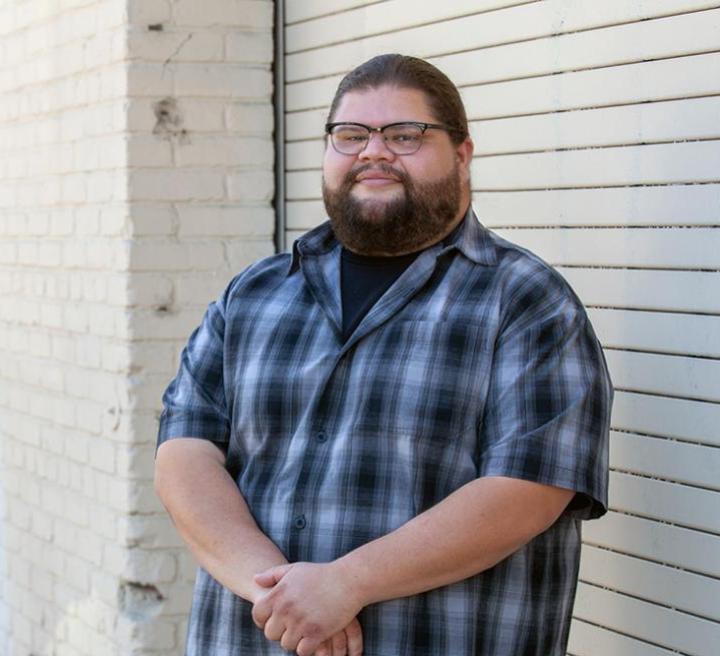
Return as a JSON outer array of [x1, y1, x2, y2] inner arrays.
[[124, 0, 275, 651], [0, 0, 275, 653]]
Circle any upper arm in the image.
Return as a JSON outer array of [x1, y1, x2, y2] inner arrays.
[[479, 267, 613, 520], [157, 286, 232, 452], [154, 437, 227, 500]]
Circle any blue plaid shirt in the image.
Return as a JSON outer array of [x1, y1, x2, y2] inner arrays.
[[158, 208, 612, 656]]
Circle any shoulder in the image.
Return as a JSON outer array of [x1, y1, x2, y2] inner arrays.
[[481, 228, 588, 334], [220, 252, 294, 308]]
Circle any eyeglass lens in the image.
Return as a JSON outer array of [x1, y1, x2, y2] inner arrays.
[[330, 123, 424, 155]]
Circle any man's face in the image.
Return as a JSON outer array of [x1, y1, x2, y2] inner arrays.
[[322, 85, 473, 256]]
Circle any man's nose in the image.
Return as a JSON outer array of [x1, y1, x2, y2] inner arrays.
[[358, 131, 396, 161]]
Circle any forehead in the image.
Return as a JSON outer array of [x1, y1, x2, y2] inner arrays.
[[332, 85, 436, 125]]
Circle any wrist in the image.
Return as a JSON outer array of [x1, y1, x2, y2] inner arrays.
[[333, 549, 376, 608]]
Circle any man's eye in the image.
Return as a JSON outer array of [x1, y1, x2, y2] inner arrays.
[[337, 133, 367, 142], [391, 133, 420, 143]]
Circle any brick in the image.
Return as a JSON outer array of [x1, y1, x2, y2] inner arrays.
[[175, 135, 273, 168], [129, 240, 225, 271], [128, 96, 225, 133], [174, 273, 230, 306], [127, 134, 174, 167], [174, 0, 273, 28], [227, 169, 274, 201], [90, 569, 119, 606], [129, 307, 204, 341], [116, 444, 155, 480], [119, 515, 184, 550], [31, 566, 53, 602], [122, 272, 174, 307], [129, 30, 224, 63], [225, 101, 273, 134], [98, 206, 128, 236], [89, 438, 116, 474], [127, 62, 174, 96], [226, 31, 273, 64], [225, 239, 274, 270], [122, 548, 177, 583], [101, 341, 131, 372], [128, 169, 224, 201], [128, 479, 165, 514], [128, 0, 172, 26], [128, 204, 176, 236], [128, 340, 177, 373], [174, 64, 272, 99]]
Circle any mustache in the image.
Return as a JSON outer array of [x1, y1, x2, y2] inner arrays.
[[343, 163, 410, 186]]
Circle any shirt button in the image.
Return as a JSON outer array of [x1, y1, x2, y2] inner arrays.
[[293, 514, 307, 530], [315, 430, 327, 443]]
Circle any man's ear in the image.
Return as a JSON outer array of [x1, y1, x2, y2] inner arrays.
[[455, 137, 474, 183]]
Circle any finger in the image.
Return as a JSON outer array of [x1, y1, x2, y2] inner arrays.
[[254, 564, 292, 588], [332, 629, 347, 656], [313, 640, 331, 656], [280, 628, 302, 653], [345, 618, 363, 656], [313, 640, 332, 656], [251, 598, 272, 630], [263, 614, 285, 642], [296, 633, 324, 656]]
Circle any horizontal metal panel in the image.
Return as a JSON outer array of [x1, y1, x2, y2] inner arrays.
[[287, 0, 720, 54], [286, 0, 386, 25], [612, 391, 720, 446], [285, 199, 325, 229], [583, 510, 720, 577], [579, 545, 720, 621], [286, 8, 720, 84], [287, 51, 720, 115], [473, 141, 720, 189], [574, 582, 720, 656], [472, 95, 720, 155], [287, 0, 527, 51], [475, 184, 720, 227], [609, 470, 720, 533], [610, 430, 720, 489], [568, 618, 678, 656], [588, 309, 720, 358], [604, 349, 720, 402], [558, 268, 720, 314], [490, 226, 720, 268]]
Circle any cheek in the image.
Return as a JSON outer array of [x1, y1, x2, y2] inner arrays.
[[323, 150, 354, 187]]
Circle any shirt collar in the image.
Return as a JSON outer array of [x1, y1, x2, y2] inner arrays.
[[287, 204, 496, 275]]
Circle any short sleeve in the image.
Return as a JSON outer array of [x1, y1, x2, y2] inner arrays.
[[478, 272, 613, 519], [156, 285, 231, 452]]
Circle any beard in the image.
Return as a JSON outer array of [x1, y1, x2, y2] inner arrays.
[[322, 162, 463, 256]]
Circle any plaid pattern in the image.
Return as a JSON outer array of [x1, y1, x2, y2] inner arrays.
[[158, 209, 612, 656]]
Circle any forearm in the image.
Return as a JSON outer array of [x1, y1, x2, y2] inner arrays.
[[336, 476, 574, 606], [154, 438, 287, 602]]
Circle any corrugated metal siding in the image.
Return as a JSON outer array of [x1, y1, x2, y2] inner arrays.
[[281, 2, 720, 653]]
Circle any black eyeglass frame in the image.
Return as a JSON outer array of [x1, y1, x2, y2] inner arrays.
[[324, 121, 460, 155]]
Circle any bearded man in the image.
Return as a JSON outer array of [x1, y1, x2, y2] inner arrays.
[[155, 54, 612, 656]]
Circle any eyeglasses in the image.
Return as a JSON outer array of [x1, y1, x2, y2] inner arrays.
[[325, 121, 458, 156]]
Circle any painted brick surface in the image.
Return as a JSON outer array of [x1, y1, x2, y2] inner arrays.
[[0, 0, 275, 654]]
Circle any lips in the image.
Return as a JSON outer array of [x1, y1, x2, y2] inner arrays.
[[354, 169, 402, 187]]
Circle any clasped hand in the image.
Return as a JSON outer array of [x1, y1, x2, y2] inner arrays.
[[252, 561, 364, 655]]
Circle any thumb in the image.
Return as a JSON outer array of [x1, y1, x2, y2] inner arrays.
[[254, 563, 292, 588]]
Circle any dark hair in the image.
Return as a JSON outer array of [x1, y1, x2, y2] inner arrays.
[[327, 54, 469, 145]]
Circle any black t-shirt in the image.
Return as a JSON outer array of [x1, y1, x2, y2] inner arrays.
[[340, 247, 420, 341]]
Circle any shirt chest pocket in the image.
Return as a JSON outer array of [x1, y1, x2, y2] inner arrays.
[[353, 320, 492, 438]]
